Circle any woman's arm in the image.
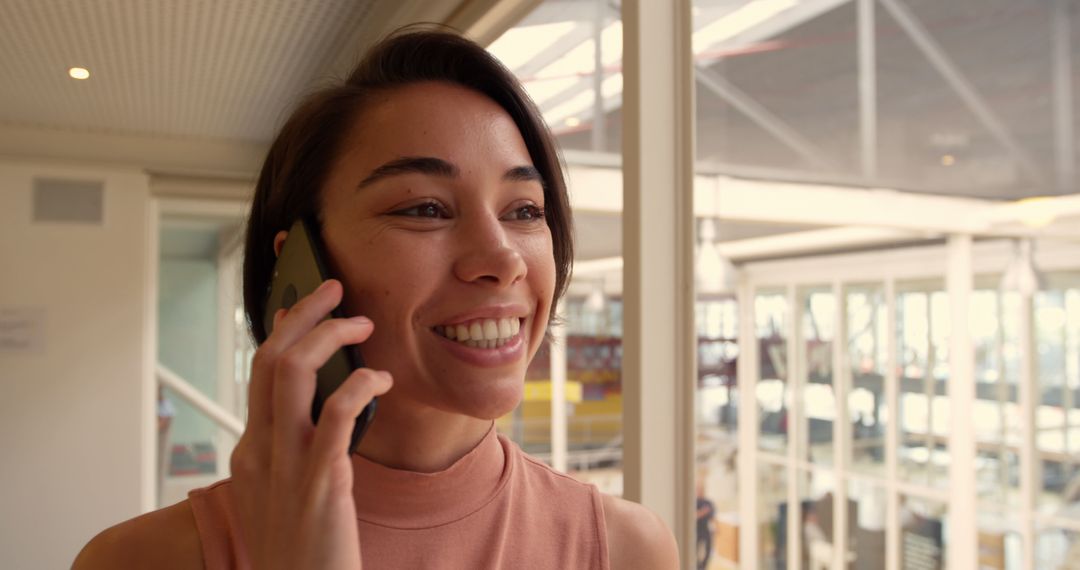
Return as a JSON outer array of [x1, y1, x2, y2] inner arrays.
[[72, 500, 203, 569], [602, 494, 680, 569]]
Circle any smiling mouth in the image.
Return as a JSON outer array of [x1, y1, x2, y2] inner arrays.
[[433, 317, 523, 349]]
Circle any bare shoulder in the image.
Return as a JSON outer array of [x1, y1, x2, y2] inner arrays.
[[601, 494, 679, 570], [72, 499, 203, 570]]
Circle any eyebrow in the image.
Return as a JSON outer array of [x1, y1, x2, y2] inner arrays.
[[356, 156, 544, 190]]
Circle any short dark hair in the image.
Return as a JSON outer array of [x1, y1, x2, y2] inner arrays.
[[242, 27, 574, 345]]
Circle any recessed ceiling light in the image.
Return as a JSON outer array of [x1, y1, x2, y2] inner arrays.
[[565, 117, 581, 127], [68, 67, 90, 80], [940, 154, 956, 166]]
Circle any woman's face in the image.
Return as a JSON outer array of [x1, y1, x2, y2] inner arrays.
[[316, 81, 555, 420]]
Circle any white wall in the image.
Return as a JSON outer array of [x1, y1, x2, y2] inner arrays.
[[0, 159, 151, 569]]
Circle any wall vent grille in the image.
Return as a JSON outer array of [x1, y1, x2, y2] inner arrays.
[[32, 178, 104, 224]]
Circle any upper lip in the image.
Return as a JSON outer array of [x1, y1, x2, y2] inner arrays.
[[434, 303, 531, 326]]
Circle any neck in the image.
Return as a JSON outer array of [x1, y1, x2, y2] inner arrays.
[[353, 395, 494, 473]]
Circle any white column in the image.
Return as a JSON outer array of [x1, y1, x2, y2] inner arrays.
[[885, 278, 901, 570], [621, 0, 696, 564], [1016, 275, 1038, 570], [832, 281, 850, 569], [737, 280, 760, 569], [946, 234, 977, 569], [787, 285, 802, 570], [550, 303, 568, 473]]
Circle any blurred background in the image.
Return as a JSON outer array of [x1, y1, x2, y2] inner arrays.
[[2, 1, 1080, 568]]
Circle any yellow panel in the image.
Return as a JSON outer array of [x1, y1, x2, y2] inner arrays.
[[522, 379, 583, 403]]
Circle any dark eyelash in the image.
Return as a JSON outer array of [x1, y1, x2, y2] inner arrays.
[[514, 205, 545, 221], [392, 201, 449, 218]]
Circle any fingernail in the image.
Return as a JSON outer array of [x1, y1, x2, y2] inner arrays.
[[349, 316, 371, 326], [317, 279, 334, 292]]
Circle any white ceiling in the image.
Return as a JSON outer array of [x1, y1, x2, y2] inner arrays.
[[0, 0, 495, 143]]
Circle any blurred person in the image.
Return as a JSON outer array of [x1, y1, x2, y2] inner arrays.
[[695, 479, 715, 570]]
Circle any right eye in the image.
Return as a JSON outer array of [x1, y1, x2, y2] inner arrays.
[[391, 201, 450, 219]]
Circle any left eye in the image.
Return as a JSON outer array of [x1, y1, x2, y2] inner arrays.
[[392, 202, 449, 218], [504, 205, 546, 221]]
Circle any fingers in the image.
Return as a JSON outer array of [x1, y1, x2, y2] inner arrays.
[[269, 279, 346, 349], [271, 316, 375, 444], [310, 369, 393, 466], [247, 279, 344, 428]]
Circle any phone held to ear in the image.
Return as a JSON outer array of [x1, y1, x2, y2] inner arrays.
[[263, 217, 377, 453]]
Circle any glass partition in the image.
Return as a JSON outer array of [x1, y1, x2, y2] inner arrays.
[[800, 287, 836, 467], [758, 461, 788, 570], [756, 290, 790, 456], [846, 285, 888, 477], [1036, 277, 1080, 523], [896, 285, 951, 490]]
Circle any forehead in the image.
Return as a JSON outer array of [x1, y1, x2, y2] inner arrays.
[[338, 81, 533, 176]]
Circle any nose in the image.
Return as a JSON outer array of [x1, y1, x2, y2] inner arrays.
[[452, 220, 528, 288]]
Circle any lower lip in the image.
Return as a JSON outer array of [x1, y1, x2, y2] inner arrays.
[[432, 329, 526, 367]]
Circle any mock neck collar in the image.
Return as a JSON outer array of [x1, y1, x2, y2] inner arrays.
[[350, 423, 510, 529]]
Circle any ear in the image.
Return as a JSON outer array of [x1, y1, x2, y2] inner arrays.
[[273, 231, 289, 258]]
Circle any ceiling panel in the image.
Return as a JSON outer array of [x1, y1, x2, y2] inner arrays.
[[0, 0, 379, 141]]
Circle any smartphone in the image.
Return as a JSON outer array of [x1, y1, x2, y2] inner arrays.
[[263, 216, 376, 453]]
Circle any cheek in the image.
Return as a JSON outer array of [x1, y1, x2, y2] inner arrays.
[[523, 232, 557, 346], [525, 233, 557, 298], [329, 232, 437, 323]]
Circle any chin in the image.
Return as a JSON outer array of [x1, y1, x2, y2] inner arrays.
[[448, 376, 524, 420]]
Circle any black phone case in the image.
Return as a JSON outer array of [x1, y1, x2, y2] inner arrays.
[[262, 217, 376, 453]]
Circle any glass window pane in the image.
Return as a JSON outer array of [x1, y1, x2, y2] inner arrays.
[[801, 287, 835, 467], [696, 291, 740, 570], [849, 480, 887, 569], [758, 462, 788, 570], [798, 468, 838, 570], [1036, 527, 1080, 569], [971, 288, 1021, 508], [1036, 278, 1080, 519], [897, 285, 950, 489], [977, 508, 1023, 570], [847, 285, 888, 476], [758, 290, 790, 455]]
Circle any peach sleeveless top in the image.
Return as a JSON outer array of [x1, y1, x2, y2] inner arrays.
[[187, 427, 610, 569]]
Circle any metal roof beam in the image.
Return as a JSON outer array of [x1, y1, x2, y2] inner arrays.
[[879, 0, 1045, 186]]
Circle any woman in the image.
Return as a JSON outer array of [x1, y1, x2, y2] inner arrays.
[[74, 28, 678, 569]]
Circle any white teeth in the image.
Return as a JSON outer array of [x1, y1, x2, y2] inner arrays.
[[438, 317, 522, 348]]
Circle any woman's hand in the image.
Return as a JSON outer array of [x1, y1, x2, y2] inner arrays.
[[229, 279, 392, 569]]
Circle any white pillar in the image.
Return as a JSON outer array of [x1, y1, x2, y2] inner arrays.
[[832, 281, 850, 570], [1016, 270, 1038, 570], [737, 279, 760, 569], [885, 278, 901, 570], [946, 234, 977, 570], [621, 0, 696, 563], [787, 284, 802, 570]]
